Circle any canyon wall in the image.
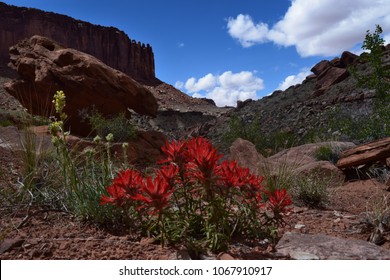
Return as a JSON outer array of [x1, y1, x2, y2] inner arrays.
[[0, 2, 155, 82]]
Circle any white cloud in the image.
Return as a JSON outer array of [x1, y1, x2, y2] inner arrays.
[[184, 73, 217, 92], [174, 81, 184, 89], [227, 0, 390, 57], [227, 14, 269, 47], [178, 42, 185, 48], [277, 68, 311, 91], [176, 71, 264, 107]]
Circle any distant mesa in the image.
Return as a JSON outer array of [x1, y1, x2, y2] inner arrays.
[[0, 1, 156, 83]]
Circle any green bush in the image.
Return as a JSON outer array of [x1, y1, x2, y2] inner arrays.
[[83, 108, 137, 142], [291, 172, 331, 208], [315, 145, 341, 164], [223, 114, 297, 156]]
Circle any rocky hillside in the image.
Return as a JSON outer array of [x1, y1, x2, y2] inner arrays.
[[203, 45, 390, 151], [0, 1, 155, 82]]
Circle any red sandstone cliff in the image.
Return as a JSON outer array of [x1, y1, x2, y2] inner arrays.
[[0, 1, 156, 82]]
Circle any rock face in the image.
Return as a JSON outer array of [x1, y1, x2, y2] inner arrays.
[[4, 35, 158, 136], [0, 2, 155, 82]]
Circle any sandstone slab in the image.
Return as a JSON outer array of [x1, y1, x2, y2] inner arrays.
[[315, 66, 350, 90], [276, 232, 390, 260], [337, 137, 390, 169]]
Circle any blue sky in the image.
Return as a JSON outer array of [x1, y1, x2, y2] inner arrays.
[[3, 0, 390, 106]]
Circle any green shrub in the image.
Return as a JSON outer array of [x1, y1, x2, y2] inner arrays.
[[223, 114, 297, 156], [315, 145, 341, 164], [86, 109, 137, 142], [291, 172, 331, 208]]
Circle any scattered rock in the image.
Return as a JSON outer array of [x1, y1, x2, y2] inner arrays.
[[4, 35, 158, 136], [276, 232, 390, 259], [0, 238, 25, 254], [294, 224, 306, 229]]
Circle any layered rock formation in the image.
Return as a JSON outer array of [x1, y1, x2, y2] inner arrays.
[[0, 1, 155, 82], [4, 35, 158, 136]]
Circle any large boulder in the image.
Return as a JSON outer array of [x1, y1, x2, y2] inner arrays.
[[229, 139, 355, 186], [229, 138, 266, 175], [4, 35, 158, 136], [311, 60, 331, 76], [65, 130, 167, 165], [340, 51, 358, 67]]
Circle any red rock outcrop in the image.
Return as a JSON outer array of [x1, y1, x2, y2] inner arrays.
[[4, 35, 158, 136], [0, 2, 155, 82], [336, 137, 390, 169]]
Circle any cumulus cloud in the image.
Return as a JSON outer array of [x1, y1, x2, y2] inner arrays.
[[277, 68, 311, 91], [227, 14, 269, 47], [227, 0, 390, 57], [175, 71, 264, 107]]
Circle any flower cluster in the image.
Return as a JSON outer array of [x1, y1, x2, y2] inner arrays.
[[100, 137, 292, 251]]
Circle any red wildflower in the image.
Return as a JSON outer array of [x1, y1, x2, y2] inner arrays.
[[268, 189, 292, 214], [112, 169, 143, 197], [185, 137, 222, 185], [160, 139, 188, 166], [157, 164, 180, 189], [100, 184, 127, 206], [218, 160, 252, 188], [132, 175, 173, 215], [100, 169, 143, 206]]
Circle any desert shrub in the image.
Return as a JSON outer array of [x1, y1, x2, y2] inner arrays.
[[0, 118, 13, 127], [290, 172, 331, 208], [83, 108, 137, 142], [365, 194, 390, 244], [365, 163, 390, 184], [223, 114, 297, 156], [260, 160, 298, 197], [100, 136, 292, 253], [315, 145, 341, 164], [46, 91, 126, 225]]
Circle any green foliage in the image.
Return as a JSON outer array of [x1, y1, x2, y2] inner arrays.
[[291, 172, 331, 208], [84, 109, 137, 142], [44, 91, 127, 224], [359, 25, 390, 101], [0, 118, 13, 127], [315, 145, 341, 164]]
